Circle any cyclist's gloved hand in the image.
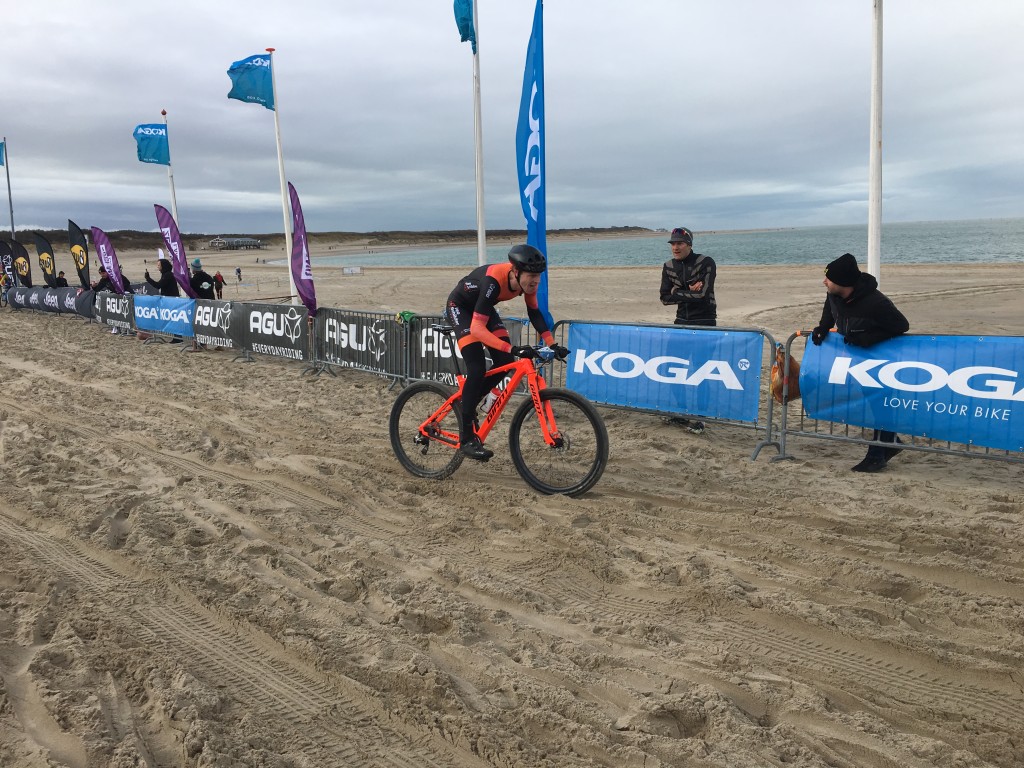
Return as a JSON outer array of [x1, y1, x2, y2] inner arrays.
[[510, 345, 538, 360], [550, 344, 571, 360], [811, 327, 829, 346]]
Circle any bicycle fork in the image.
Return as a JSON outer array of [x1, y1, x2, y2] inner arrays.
[[529, 382, 564, 449]]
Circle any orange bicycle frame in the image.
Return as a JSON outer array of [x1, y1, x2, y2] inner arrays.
[[418, 353, 563, 448]]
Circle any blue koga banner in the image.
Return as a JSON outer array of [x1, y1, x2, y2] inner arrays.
[[802, 335, 1024, 452], [566, 323, 765, 423], [133, 295, 195, 337]]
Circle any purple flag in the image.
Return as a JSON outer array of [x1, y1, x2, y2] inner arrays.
[[90, 228, 125, 294], [154, 205, 198, 298], [287, 182, 317, 316]]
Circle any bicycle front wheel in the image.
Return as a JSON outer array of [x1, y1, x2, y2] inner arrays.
[[508, 388, 609, 497], [389, 381, 465, 480]]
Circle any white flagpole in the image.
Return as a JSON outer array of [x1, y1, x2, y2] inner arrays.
[[266, 47, 298, 303], [3, 136, 13, 238], [472, 3, 487, 266], [867, 0, 883, 283], [161, 110, 181, 228]]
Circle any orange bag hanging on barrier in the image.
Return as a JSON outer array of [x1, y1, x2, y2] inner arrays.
[[770, 343, 801, 404]]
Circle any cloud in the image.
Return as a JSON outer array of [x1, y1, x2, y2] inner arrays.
[[5, 0, 1023, 235]]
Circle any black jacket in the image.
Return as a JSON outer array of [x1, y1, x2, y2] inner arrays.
[[146, 268, 181, 297], [190, 269, 216, 300], [660, 252, 717, 324], [815, 273, 909, 347], [92, 275, 117, 293]]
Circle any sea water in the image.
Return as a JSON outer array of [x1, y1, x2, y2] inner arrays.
[[310, 217, 1024, 269]]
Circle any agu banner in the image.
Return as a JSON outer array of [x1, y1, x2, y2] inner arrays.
[[566, 323, 765, 423], [802, 335, 1024, 452]]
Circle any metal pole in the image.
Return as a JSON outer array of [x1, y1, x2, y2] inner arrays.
[[3, 137, 13, 238], [162, 110, 181, 228], [867, 0, 883, 284], [266, 48, 298, 304], [472, 3, 487, 266]]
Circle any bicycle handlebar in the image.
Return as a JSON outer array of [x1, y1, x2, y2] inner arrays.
[[536, 346, 557, 363]]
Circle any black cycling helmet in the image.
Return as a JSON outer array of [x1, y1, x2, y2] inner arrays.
[[508, 244, 547, 274]]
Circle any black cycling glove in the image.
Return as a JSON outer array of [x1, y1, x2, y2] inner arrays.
[[510, 345, 538, 360], [550, 344, 571, 360]]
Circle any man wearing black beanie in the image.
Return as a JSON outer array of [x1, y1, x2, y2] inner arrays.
[[811, 252, 910, 472]]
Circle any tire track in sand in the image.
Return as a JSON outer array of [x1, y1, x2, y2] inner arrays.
[[0, 511, 483, 768]]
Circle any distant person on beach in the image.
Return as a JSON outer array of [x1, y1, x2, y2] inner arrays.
[[444, 244, 568, 461], [659, 227, 717, 327], [811, 252, 910, 473], [190, 259, 216, 300], [55, 270, 69, 287], [213, 270, 225, 299], [659, 226, 717, 434], [235, 266, 242, 283]]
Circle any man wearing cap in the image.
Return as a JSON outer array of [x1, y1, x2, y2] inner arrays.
[[659, 226, 717, 434], [812, 252, 910, 473], [189, 258, 216, 300], [91, 264, 118, 294], [660, 227, 717, 327]]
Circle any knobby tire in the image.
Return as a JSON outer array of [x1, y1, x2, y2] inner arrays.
[[389, 381, 465, 480], [508, 388, 609, 497]]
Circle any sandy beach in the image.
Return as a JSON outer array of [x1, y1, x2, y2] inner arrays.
[[1, 247, 1023, 767]]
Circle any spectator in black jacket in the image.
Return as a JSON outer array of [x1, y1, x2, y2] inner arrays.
[[145, 257, 184, 343], [145, 258, 181, 296], [54, 270, 69, 287], [659, 226, 716, 434], [812, 252, 910, 473], [659, 226, 717, 326], [189, 258, 216, 300], [92, 265, 117, 293]]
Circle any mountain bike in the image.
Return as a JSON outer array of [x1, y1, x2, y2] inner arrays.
[[389, 326, 609, 497]]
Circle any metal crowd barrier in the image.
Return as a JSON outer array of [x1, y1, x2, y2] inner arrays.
[[774, 331, 1024, 465], [15, 290, 1020, 468], [546, 320, 782, 460]]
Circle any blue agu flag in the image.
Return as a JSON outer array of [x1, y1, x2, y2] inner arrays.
[[454, 0, 477, 53], [227, 54, 275, 110], [0, 141, 5, 165], [516, 0, 551, 326], [133, 124, 170, 165]]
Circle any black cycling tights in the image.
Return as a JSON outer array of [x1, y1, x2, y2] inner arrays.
[[460, 341, 514, 437]]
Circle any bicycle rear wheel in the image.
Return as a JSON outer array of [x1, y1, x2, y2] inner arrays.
[[389, 381, 465, 480], [508, 388, 609, 497]]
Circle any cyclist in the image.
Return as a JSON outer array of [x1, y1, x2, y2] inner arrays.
[[444, 244, 568, 461]]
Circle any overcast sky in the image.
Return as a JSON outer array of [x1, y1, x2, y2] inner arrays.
[[5, 1, 1023, 236]]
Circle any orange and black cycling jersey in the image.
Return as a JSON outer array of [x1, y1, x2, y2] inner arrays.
[[446, 262, 554, 352]]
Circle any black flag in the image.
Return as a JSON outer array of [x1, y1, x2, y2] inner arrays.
[[68, 219, 91, 288], [33, 233, 58, 288], [10, 240, 32, 288]]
